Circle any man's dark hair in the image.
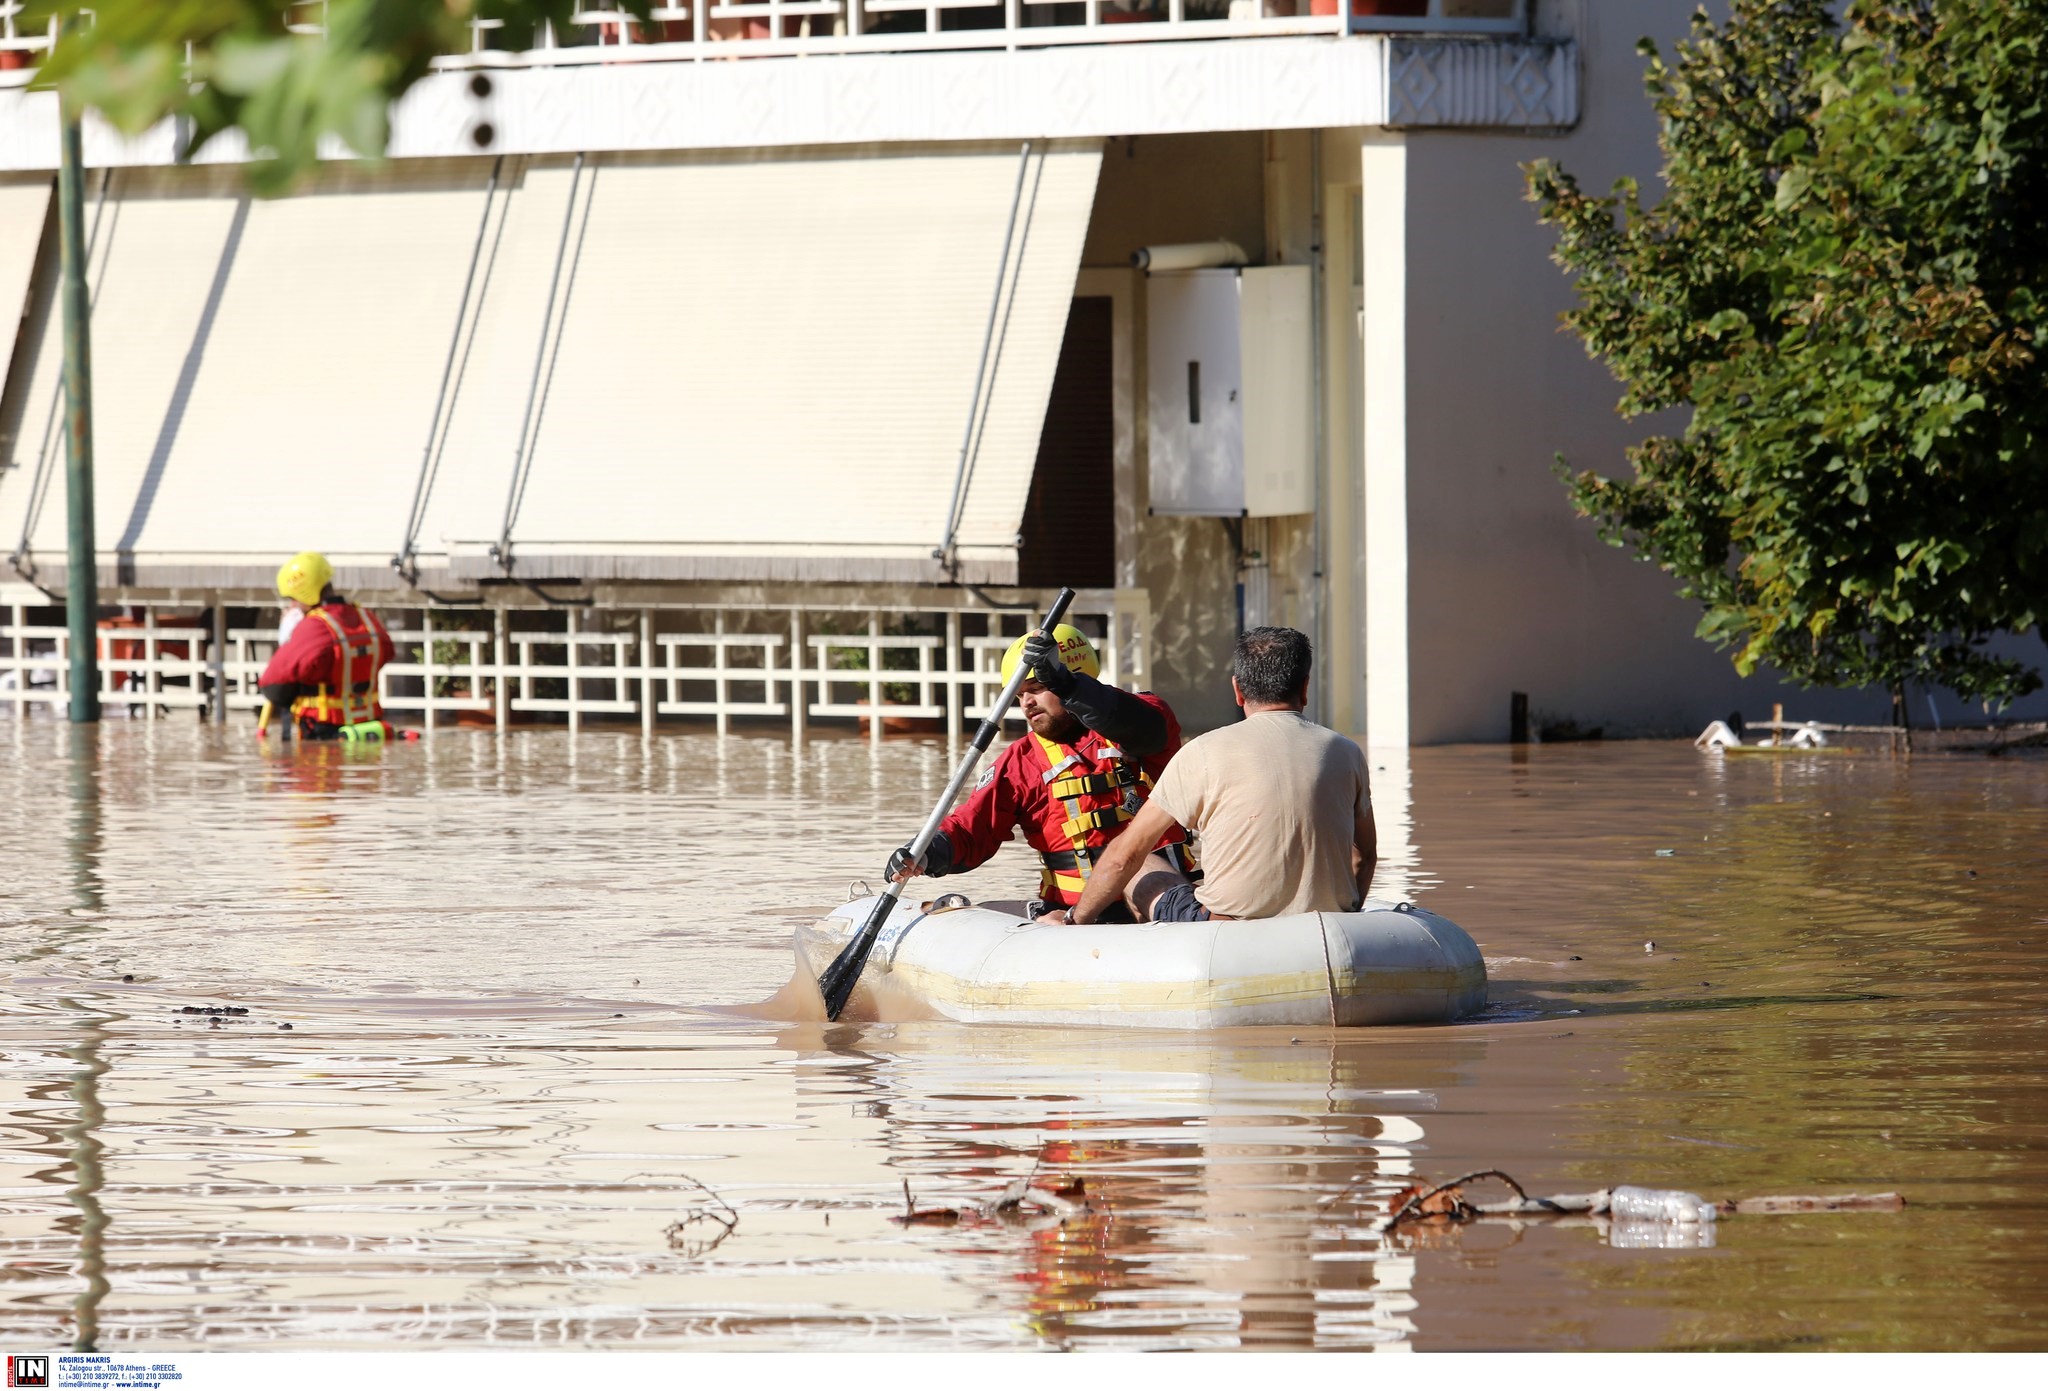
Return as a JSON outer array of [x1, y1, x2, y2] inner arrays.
[[1233, 626, 1313, 705]]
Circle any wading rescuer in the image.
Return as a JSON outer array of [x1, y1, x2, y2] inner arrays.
[[888, 625, 1192, 922], [257, 552, 402, 743]]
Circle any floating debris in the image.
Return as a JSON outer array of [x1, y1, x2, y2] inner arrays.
[[896, 1172, 1089, 1232], [661, 1174, 739, 1258], [1371, 1168, 1903, 1238]]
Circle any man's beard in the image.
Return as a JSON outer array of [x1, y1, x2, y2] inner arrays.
[[1028, 707, 1084, 743]]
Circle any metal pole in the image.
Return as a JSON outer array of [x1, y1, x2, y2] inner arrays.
[[208, 598, 226, 723], [59, 83, 99, 724], [422, 607, 436, 735], [492, 606, 509, 732], [640, 609, 655, 739], [1308, 131, 1329, 724]]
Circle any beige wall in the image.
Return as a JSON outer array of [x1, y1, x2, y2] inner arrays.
[[1082, 132, 1268, 270], [1391, 0, 2048, 740], [1084, 132, 1270, 733], [1073, 7, 2048, 742]]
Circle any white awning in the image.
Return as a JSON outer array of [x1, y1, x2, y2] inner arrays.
[[0, 176, 48, 401], [428, 142, 1101, 585], [0, 159, 505, 590], [0, 142, 1102, 591]]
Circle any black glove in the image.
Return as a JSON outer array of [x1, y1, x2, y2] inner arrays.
[[887, 831, 955, 881], [1020, 629, 1076, 696]]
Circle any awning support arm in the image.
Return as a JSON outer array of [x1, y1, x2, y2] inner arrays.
[[934, 140, 1033, 575], [493, 152, 588, 574], [395, 155, 504, 586], [10, 167, 110, 581]]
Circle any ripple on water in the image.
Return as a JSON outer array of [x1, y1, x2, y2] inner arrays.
[[1, 725, 2045, 1349]]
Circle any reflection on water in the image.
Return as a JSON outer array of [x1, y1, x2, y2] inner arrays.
[[2, 721, 2045, 1350]]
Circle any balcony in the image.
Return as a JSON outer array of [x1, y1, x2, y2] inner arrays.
[[0, 0, 1569, 167], [0, 1, 1529, 89], [448, 0, 1528, 64]]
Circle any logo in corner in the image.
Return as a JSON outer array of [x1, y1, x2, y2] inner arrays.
[[7, 1356, 50, 1388]]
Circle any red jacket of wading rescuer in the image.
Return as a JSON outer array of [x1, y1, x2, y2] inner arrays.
[[935, 692, 1186, 908], [259, 601, 396, 727]]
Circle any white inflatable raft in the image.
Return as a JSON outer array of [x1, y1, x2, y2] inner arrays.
[[796, 895, 1487, 1029]]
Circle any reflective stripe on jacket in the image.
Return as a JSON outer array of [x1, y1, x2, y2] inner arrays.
[[934, 693, 1184, 908], [285, 605, 391, 728]]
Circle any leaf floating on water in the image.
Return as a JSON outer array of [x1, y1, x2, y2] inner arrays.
[[1389, 1182, 1470, 1221]]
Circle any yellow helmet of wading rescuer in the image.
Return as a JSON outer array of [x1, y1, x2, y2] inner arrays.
[[276, 551, 333, 608], [1001, 624, 1101, 686]]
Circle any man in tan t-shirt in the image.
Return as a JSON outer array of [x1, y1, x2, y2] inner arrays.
[[1058, 627, 1376, 925]]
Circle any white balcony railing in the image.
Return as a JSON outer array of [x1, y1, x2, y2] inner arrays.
[[0, 3, 54, 76], [0, 1, 1526, 87], [449, 0, 1525, 65], [1, 591, 1153, 741]]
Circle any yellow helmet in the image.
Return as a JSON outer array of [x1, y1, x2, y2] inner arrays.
[[276, 551, 333, 607], [1001, 624, 1100, 685]]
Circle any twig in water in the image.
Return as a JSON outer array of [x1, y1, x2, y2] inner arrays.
[[661, 1173, 739, 1257], [1386, 1170, 1531, 1230], [896, 1170, 1090, 1229]]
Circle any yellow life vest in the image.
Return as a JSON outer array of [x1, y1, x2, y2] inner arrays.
[[1031, 732, 1153, 903], [290, 606, 387, 729]]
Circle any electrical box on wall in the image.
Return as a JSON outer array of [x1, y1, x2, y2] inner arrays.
[[1145, 265, 1314, 517]]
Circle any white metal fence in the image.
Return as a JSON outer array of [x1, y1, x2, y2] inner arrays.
[[452, 0, 1529, 63], [1, 592, 1151, 741], [0, 2, 1526, 85]]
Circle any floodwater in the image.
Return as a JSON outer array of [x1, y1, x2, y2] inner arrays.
[[1, 717, 2044, 1352]]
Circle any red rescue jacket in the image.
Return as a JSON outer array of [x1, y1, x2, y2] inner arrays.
[[259, 601, 395, 728], [937, 693, 1186, 907]]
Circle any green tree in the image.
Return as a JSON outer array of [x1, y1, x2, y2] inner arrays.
[[25, 1, 650, 195], [1527, 0, 2048, 719]]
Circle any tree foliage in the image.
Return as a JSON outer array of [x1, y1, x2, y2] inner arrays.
[[1527, 0, 2048, 710], [26, 2, 650, 195]]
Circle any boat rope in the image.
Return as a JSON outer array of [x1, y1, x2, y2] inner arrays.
[[395, 155, 505, 587], [934, 140, 1040, 575], [8, 166, 112, 586], [494, 152, 593, 574]]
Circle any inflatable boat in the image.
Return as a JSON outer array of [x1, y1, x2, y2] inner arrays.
[[795, 895, 1487, 1030]]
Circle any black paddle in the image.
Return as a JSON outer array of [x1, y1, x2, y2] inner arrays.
[[817, 586, 1076, 1021]]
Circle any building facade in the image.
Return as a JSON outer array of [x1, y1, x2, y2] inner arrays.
[[2, 0, 2039, 740]]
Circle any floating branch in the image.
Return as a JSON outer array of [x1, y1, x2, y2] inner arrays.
[[659, 1174, 739, 1258], [1376, 1170, 1903, 1232], [896, 1172, 1089, 1231]]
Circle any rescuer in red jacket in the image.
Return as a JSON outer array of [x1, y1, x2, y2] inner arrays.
[[887, 625, 1193, 923], [257, 551, 399, 742]]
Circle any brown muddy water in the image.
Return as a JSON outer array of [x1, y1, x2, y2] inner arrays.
[[0, 718, 2043, 1352]]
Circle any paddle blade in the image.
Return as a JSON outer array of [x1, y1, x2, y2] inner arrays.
[[818, 890, 900, 1021]]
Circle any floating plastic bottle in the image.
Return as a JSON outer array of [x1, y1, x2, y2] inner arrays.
[[1608, 1184, 1718, 1225], [1607, 1186, 1719, 1249]]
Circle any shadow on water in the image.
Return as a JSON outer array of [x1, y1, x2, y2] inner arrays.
[[762, 1023, 1490, 1349], [57, 1008, 111, 1352], [60, 724, 114, 1352], [1488, 976, 1898, 1019]]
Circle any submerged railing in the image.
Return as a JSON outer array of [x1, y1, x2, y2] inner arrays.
[[0, 592, 1151, 740]]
